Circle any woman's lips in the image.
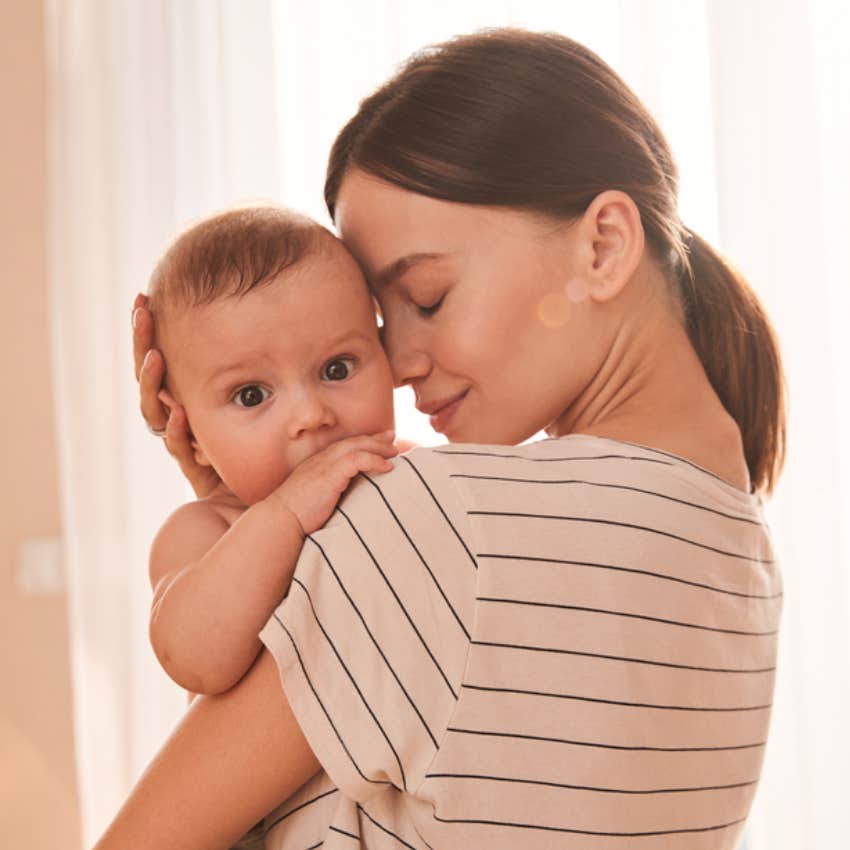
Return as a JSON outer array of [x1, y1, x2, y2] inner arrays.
[[424, 391, 468, 433]]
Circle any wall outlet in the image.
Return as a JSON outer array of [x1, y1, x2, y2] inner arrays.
[[16, 537, 65, 595]]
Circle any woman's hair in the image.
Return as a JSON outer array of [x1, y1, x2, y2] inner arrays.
[[148, 206, 326, 315], [325, 28, 786, 494]]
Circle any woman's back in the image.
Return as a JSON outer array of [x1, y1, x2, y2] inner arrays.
[[261, 436, 780, 849]]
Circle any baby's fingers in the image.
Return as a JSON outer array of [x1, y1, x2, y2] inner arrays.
[[327, 431, 399, 462], [337, 450, 396, 484]]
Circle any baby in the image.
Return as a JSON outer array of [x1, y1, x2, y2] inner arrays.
[[145, 206, 398, 703]]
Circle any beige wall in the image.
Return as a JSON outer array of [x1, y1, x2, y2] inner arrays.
[[0, 1, 82, 846]]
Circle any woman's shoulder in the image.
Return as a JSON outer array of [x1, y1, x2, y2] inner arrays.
[[411, 435, 763, 515], [333, 435, 763, 535]]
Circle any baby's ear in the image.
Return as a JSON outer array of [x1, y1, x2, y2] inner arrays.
[[191, 438, 212, 468], [159, 389, 210, 467]]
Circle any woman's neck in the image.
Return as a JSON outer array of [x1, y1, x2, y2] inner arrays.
[[547, 276, 750, 491]]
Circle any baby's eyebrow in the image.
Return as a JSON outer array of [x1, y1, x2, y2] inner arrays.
[[204, 362, 254, 388], [374, 252, 445, 288], [323, 328, 374, 350]]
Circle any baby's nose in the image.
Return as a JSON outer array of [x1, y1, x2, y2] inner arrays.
[[287, 391, 335, 439]]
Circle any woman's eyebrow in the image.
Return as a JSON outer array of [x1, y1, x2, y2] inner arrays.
[[374, 252, 444, 287]]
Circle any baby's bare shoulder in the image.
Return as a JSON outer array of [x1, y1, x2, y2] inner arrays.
[[149, 499, 233, 591], [198, 486, 246, 527]]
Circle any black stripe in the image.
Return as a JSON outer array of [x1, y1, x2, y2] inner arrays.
[[270, 622, 392, 792], [446, 726, 767, 752], [402, 455, 478, 568], [478, 595, 778, 636], [430, 811, 747, 838], [469, 511, 773, 563], [329, 825, 360, 840], [425, 772, 758, 795], [607, 437, 749, 488], [463, 683, 771, 712], [471, 638, 776, 674], [435, 449, 673, 466], [479, 553, 783, 600], [337, 507, 459, 698], [291, 577, 408, 790], [306, 535, 439, 747], [359, 476, 472, 642], [450, 474, 762, 525], [264, 787, 339, 833], [301, 844, 322, 850], [358, 805, 422, 849]]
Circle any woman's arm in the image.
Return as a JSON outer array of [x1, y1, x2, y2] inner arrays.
[[93, 649, 320, 850]]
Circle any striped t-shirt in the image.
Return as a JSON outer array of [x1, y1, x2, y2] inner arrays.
[[259, 435, 781, 850]]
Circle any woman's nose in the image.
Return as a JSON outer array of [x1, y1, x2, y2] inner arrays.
[[382, 322, 431, 388], [287, 390, 335, 439]]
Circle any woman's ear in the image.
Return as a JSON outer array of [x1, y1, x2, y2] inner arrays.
[[579, 190, 645, 303]]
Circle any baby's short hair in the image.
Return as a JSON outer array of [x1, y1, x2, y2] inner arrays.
[[148, 205, 329, 317]]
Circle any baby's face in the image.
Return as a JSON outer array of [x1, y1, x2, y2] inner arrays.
[[162, 241, 395, 505]]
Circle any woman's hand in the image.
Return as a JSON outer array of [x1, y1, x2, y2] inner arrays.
[[132, 293, 221, 497], [268, 431, 399, 536]]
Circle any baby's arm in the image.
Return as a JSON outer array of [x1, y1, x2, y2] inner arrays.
[[149, 496, 305, 696], [149, 431, 398, 696]]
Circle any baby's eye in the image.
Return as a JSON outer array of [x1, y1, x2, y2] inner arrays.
[[415, 294, 445, 317], [233, 385, 270, 408], [321, 357, 355, 382]]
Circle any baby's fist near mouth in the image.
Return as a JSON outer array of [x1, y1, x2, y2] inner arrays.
[[269, 431, 399, 536]]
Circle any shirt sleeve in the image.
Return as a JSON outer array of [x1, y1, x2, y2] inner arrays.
[[259, 448, 478, 802]]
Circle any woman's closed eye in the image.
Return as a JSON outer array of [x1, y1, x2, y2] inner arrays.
[[415, 294, 445, 317], [321, 356, 356, 381], [232, 384, 271, 408]]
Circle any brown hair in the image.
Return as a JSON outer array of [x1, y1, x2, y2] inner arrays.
[[325, 28, 785, 493], [148, 205, 327, 316]]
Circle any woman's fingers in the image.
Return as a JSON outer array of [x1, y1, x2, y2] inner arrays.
[[131, 293, 220, 498], [132, 298, 154, 380], [133, 299, 170, 432], [139, 349, 168, 432]]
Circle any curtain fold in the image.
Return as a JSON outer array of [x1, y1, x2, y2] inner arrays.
[[46, 2, 848, 847], [46, 1, 282, 843]]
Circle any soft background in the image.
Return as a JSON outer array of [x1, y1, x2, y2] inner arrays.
[[1, 1, 847, 848]]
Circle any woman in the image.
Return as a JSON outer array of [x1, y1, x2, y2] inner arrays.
[[100, 28, 784, 850]]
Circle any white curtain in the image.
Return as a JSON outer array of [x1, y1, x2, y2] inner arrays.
[[46, 1, 283, 843], [47, 1, 848, 847]]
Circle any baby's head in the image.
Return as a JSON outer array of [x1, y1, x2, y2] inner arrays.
[[148, 206, 394, 505]]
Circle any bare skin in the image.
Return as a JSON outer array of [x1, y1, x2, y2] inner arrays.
[[100, 183, 752, 850], [547, 253, 749, 491]]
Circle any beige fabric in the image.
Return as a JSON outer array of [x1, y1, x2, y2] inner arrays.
[[259, 435, 781, 849]]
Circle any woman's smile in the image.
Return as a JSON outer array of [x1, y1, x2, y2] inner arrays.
[[417, 388, 470, 434]]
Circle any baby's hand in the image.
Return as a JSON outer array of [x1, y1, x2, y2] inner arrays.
[[269, 431, 398, 536]]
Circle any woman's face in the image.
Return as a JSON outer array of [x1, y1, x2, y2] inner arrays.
[[335, 169, 605, 445]]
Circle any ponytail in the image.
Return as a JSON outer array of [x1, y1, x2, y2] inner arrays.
[[679, 229, 786, 494]]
